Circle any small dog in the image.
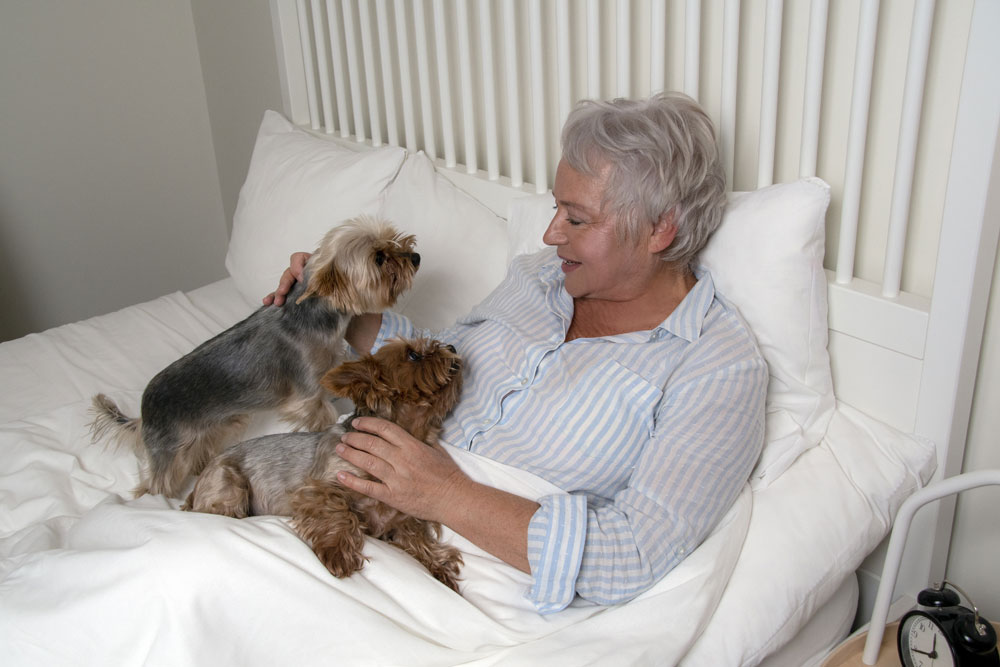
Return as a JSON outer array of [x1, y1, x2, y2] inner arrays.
[[91, 216, 419, 498], [183, 337, 464, 591]]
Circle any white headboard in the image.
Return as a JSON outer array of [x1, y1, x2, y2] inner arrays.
[[267, 0, 1000, 620]]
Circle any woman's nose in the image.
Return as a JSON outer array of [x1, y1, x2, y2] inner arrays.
[[542, 213, 565, 246]]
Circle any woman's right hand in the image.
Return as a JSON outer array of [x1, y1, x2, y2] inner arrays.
[[262, 251, 311, 306]]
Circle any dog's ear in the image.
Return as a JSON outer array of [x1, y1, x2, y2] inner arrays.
[[321, 358, 375, 400], [296, 261, 354, 309], [321, 358, 393, 413]]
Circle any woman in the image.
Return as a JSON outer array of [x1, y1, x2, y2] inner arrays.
[[268, 92, 768, 613]]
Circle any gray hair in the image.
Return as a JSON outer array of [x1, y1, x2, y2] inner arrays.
[[560, 92, 727, 267]]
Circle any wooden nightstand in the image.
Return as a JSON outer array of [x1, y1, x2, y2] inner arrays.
[[822, 621, 902, 666]]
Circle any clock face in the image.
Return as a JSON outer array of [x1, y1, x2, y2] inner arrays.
[[899, 613, 956, 667]]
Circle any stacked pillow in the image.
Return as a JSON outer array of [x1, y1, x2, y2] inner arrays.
[[226, 111, 507, 331], [226, 111, 406, 306]]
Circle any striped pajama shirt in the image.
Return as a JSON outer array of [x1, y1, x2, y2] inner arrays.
[[374, 248, 768, 613]]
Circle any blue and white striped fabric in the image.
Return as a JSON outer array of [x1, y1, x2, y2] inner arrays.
[[375, 248, 768, 613]]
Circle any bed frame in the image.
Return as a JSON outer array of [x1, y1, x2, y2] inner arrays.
[[266, 0, 1000, 627]]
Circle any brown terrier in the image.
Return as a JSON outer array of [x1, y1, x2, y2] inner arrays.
[[184, 338, 465, 591], [90, 217, 419, 498]]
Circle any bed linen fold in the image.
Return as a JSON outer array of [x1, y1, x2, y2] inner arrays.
[[0, 444, 751, 666]]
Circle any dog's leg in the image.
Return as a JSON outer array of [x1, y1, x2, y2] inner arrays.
[[278, 390, 340, 432], [387, 517, 463, 592], [145, 416, 249, 498], [143, 431, 198, 498], [183, 458, 252, 518], [289, 480, 368, 578]]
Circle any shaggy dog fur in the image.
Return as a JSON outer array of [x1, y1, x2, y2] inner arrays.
[[184, 337, 464, 591], [90, 217, 419, 498]]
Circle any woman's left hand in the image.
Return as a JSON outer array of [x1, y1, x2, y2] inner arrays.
[[335, 416, 470, 523]]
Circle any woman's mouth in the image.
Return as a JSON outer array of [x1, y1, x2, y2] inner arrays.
[[559, 258, 580, 273]]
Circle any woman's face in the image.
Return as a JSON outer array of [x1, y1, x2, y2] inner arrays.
[[544, 158, 659, 302]]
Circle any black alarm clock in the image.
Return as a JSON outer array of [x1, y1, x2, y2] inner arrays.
[[897, 581, 999, 667]]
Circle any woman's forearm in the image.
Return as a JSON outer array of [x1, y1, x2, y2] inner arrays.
[[345, 313, 383, 355], [437, 475, 539, 574]]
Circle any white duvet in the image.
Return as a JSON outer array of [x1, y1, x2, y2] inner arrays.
[[0, 279, 934, 666], [0, 450, 750, 666]]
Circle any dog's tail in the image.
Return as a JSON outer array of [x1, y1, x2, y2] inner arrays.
[[89, 393, 143, 453], [90, 393, 154, 496]]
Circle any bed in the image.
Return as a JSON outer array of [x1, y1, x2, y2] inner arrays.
[[1, 1, 998, 665]]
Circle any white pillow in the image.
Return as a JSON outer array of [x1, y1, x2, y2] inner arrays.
[[505, 178, 834, 489], [700, 178, 834, 488], [685, 401, 935, 666], [377, 151, 509, 331], [225, 110, 406, 305], [507, 193, 555, 263]]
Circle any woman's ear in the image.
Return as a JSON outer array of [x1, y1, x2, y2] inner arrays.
[[649, 209, 678, 254]]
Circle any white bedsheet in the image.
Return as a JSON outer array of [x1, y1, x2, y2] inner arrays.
[[0, 278, 934, 666], [0, 449, 750, 666]]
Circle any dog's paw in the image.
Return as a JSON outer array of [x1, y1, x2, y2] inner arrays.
[[290, 481, 369, 578], [430, 546, 464, 592], [318, 547, 369, 579]]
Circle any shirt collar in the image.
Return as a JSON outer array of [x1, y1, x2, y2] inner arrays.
[[656, 266, 714, 343], [540, 249, 716, 343]]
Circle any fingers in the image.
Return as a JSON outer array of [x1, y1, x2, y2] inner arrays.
[[290, 251, 310, 279], [334, 434, 397, 506], [336, 434, 395, 479], [349, 416, 411, 443], [335, 466, 385, 498], [334, 418, 459, 521], [273, 268, 297, 306], [263, 269, 294, 306], [263, 252, 312, 306]]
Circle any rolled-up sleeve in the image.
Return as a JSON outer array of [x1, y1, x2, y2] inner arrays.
[[526, 493, 588, 612], [525, 352, 767, 613]]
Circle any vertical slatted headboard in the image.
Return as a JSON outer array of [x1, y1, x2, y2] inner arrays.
[[268, 0, 1000, 617]]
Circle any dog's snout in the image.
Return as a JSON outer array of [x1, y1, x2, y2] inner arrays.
[[409, 252, 421, 268]]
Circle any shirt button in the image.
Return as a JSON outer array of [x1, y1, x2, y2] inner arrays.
[[520, 377, 528, 385]]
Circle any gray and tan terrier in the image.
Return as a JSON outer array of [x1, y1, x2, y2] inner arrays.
[[91, 216, 419, 498]]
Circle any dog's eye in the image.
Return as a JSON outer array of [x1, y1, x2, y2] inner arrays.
[[407, 349, 423, 362], [374, 250, 386, 266]]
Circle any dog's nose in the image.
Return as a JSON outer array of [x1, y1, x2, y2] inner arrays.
[[409, 252, 421, 268]]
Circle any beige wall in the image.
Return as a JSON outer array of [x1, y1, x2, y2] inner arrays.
[[0, 0, 255, 342], [189, 0, 283, 232]]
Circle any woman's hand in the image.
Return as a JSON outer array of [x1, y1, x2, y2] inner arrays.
[[336, 416, 539, 573], [262, 251, 311, 306], [335, 416, 468, 523]]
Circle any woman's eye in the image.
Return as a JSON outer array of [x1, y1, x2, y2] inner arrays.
[[553, 203, 583, 225]]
